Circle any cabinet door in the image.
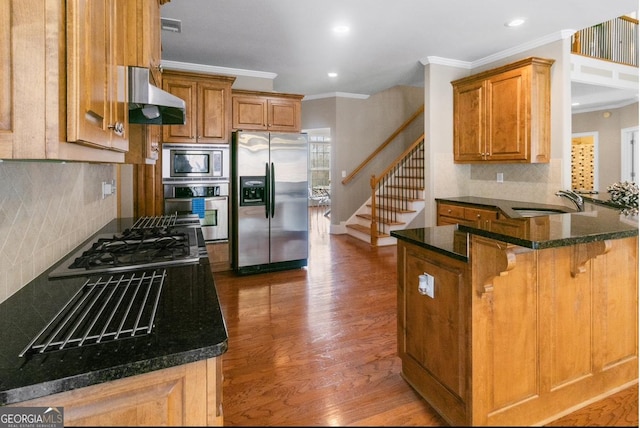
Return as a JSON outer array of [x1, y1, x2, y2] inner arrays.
[[67, 0, 111, 147], [267, 98, 300, 132], [67, 0, 127, 151], [485, 67, 527, 161], [126, 0, 162, 84], [453, 80, 484, 162], [9, 358, 223, 426], [198, 81, 229, 142], [398, 242, 470, 416], [0, 0, 12, 158], [147, 0, 162, 84], [162, 76, 198, 143], [232, 95, 268, 130], [109, 0, 128, 152]]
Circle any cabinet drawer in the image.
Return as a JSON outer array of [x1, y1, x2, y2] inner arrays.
[[438, 203, 465, 219], [463, 207, 498, 222]]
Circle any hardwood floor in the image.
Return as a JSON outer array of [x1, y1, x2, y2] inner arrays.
[[213, 206, 638, 426]]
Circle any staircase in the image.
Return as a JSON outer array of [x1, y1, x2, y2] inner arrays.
[[345, 135, 425, 246]]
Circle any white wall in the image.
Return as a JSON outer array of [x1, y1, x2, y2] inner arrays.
[[0, 162, 117, 303], [302, 85, 424, 229]]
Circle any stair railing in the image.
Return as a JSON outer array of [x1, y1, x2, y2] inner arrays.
[[369, 135, 424, 246], [571, 15, 638, 67], [341, 105, 424, 185]]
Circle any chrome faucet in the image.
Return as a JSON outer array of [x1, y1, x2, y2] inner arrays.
[[555, 190, 584, 212]]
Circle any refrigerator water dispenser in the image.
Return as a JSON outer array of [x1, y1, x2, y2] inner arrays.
[[240, 176, 266, 206]]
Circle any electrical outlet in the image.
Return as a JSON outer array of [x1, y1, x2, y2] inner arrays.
[[102, 179, 116, 199], [419, 273, 435, 298], [497, 172, 504, 183], [424, 273, 435, 298]]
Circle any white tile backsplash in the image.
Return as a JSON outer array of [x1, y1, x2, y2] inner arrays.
[[467, 159, 565, 205], [0, 161, 117, 303]]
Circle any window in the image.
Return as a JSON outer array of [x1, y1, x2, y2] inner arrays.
[[306, 131, 331, 189]]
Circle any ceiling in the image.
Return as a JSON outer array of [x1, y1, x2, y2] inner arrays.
[[159, 0, 639, 111]]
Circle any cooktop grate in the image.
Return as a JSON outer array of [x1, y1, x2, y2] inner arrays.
[[132, 214, 178, 229], [20, 269, 166, 357]]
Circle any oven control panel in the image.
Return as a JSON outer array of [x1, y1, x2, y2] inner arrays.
[[175, 185, 220, 198], [164, 182, 229, 198]]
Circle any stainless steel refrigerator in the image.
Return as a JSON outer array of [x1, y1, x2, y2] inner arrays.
[[231, 131, 309, 274]]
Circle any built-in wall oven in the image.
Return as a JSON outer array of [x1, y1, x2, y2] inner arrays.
[[162, 144, 230, 242]]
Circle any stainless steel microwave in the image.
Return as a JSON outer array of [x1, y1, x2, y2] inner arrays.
[[162, 144, 229, 182]]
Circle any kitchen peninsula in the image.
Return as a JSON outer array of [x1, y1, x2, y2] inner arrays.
[[392, 199, 638, 426], [0, 218, 227, 426]]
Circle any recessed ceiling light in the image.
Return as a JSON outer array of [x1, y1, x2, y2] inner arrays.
[[505, 18, 525, 28], [328, 72, 338, 78], [333, 25, 350, 34], [572, 102, 581, 106]]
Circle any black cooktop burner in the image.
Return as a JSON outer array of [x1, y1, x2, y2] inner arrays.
[[49, 217, 202, 279], [68, 227, 191, 270]]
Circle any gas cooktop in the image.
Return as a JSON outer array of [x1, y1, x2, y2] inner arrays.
[[49, 215, 202, 279]]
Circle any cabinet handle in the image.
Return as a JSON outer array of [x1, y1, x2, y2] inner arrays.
[[108, 122, 124, 136], [476, 214, 481, 218], [447, 209, 452, 213]]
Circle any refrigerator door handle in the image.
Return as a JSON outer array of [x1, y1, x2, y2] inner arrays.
[[270, 162, 275, 218], [265, 162, 270, 218]]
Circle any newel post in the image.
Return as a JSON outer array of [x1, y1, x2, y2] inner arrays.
[[370, 174, 378, 247]]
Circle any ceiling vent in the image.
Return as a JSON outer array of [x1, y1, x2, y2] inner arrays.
[[161, 17, 182, 33]]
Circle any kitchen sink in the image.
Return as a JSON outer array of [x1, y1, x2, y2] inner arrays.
[[512, 208, 569, 217]]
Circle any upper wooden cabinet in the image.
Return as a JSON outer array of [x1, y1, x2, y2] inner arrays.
[[126, 0, 166, 85], [452, 57, 554, 164], [0, 0, 126, 162], [67, 0, 129, 152], [124, 0, 167, 164], [232, 90, 303, 132], [162, 71, 236, 144]]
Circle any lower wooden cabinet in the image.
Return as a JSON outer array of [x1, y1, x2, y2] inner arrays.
[[207, 242, 231, 272], [397, 235, 639, 426], [9, 357, 223, 427], [397, 240, 471, 424]]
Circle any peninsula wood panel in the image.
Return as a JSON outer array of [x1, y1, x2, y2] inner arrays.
[[397, 241, 471, 426], [398, 232, 638, 426], [469, 235, 638, 426]]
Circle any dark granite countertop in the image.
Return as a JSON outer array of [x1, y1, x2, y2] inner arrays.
[[434, 196, 575, 218], [393, 197, 638, 257], [0, 218, 228, 405]]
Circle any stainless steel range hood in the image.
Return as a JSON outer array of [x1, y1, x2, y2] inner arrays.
[[128, 66, 186, 125]]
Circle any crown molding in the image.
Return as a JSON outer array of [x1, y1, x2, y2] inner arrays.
[[160, 60, 277, 79], [303, 92, 370, 101], [420, 29, 571, 70]]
